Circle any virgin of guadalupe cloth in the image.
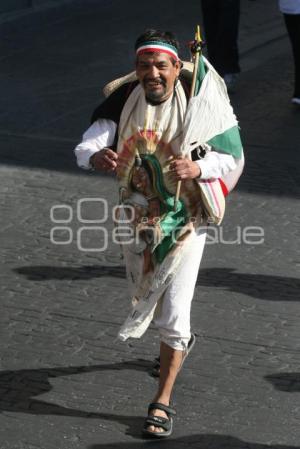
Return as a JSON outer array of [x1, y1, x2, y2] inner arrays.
[[115, 81, 207, 341]]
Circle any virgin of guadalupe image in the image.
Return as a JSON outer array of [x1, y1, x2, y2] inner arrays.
[[120, 153, 187, 274]]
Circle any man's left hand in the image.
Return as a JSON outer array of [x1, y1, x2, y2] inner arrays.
[[170, 158, 201, 180]]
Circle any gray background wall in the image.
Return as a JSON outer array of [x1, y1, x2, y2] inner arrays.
[[0, 0, 67, 15]]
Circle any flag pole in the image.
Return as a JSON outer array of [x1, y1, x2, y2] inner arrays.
[[174, 25, 202, 211]]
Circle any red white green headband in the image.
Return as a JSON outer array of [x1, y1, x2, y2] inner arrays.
[[136, 40, 179, 61]]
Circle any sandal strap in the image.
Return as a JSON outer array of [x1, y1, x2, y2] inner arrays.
[[148, 402, 176, 416], [144, 416, 171, 432]]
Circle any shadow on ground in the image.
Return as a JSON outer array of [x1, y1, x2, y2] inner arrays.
[[88, 435, 298, 449], [14, 266, 300, 302], [196, 267, 299, 302], [265, 372, 300, 392], [14, 265, 126, 280], [0, 361, 154, 437], [1, 363, 298, 445]]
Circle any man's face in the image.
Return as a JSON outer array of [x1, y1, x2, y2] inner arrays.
[[136, 52, 181, 103]]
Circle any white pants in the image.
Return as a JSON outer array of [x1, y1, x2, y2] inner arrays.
[[153, 226, 207, 351]]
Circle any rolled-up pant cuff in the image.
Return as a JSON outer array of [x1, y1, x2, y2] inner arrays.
[[160, 333, 190, 351]]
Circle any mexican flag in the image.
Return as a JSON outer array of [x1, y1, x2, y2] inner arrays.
[[181, 55, 244, 224], [182, 55, 243, 159]]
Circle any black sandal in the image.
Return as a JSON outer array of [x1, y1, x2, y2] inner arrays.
[[142, 402, 176, 438], [151, 333, 196, 377]]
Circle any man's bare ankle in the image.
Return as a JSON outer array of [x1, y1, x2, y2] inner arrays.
[[153, 396, 170, 406]]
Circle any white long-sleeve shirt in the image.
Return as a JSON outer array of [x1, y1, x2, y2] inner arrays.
[[74, 118, 238, 180]]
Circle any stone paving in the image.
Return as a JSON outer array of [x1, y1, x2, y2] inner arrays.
[[0, 1, 299, 448]]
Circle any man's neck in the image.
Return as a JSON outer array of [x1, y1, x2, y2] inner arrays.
[[145, 92, 174, 106], [145, 96, 167, 106]]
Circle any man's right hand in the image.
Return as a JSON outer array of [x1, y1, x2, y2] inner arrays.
[[90, 148, 118, 172]]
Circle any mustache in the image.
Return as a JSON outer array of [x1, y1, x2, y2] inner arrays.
[[144, 77, 166, 86]]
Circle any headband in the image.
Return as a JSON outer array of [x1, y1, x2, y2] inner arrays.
[[136, 40, 179, 61]]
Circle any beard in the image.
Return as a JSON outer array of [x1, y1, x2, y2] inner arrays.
[[143, 77, 168, 103]]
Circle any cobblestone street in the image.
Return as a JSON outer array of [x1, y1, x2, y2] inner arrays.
[[0, 1, 299, 448]]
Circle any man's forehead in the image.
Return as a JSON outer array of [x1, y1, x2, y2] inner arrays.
[[136, 52, 173, 64]]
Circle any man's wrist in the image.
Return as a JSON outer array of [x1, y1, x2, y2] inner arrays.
[[193, 161, 202, 178], [89, 152, 98, 170]]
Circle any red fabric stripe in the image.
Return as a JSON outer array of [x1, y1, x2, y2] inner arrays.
[[137, 47, 178, 60], [219, 179, 229, 197]]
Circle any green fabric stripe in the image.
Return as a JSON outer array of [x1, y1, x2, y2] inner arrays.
[[141, 155, 187, 263], [207, 126, 243, 159], [192, 55, 243, 159], [154, 194, 186, 264], [194, 55, 207, 95], [143, 155, 169, 201]]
